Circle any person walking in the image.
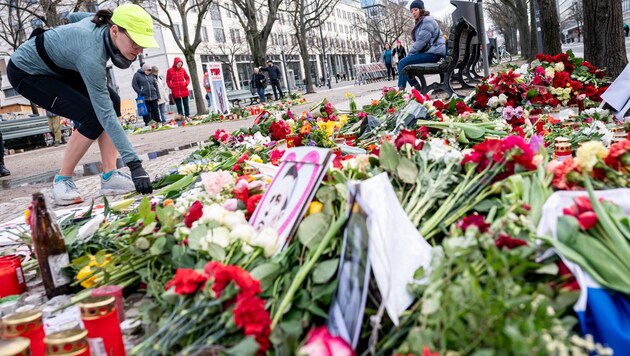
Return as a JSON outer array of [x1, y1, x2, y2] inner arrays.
[[0, 131, 9, 177], [383, 43, 395, 80], [252, 67, 267, 104], [166, 57, 191, 119], [397, 0, 446, 90], [7, 4, 155, 205], [46, 110, 64, 146], [152, 66, 169, 123], [260, 60, 283, 100], [132, 63, 161, 126], [393, 40, 407, 62], [203, 68, 213, 112]]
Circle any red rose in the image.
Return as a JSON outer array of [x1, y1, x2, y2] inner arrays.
[[394, 129, 422, 150], [184, 200, 204, 227], [457, 214, 490, 233], [164, 268, 209, 295], [411, 88, 425, 103], [495, 233, 527, 249], [269, 149, 285, 166], [246, 194, 263, 214], [432, 100, 445, 111]]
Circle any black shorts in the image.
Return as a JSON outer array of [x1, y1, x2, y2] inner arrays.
[[7, 60, 120, 140]]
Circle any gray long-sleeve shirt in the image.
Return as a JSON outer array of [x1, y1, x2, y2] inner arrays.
[[10, 13, 140, 163]]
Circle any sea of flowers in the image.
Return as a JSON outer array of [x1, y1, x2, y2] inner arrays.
[[18, 53, 630, 354]]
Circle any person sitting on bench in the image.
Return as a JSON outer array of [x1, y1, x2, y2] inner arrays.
[[397, 0, 446, 90]]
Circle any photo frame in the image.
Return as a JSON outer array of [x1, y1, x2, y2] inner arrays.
[[249, 147, 333, 251]]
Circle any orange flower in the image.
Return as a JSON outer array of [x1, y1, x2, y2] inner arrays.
[[163, 199, 174, 206], [300, 122, 312, 135], [371, 99, 379, 106]]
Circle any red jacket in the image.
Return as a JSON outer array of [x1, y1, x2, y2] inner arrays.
[[166, 57, 191, 98]]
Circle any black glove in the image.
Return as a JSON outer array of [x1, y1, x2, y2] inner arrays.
[[127, 160, 153, 194]]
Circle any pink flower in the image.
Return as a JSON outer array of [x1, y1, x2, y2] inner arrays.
[[299, 326, 354, 356], [200, 171, 234, 196], [222, 198, 238, 211]]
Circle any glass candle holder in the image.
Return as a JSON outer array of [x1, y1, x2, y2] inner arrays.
[[80, 296, 125, 356], [0, 255, 26, 293], [0, 337, 31, 356], [44, 328, 90, 356], [2, 309, 45, 356], [0, 261, 21, 297]]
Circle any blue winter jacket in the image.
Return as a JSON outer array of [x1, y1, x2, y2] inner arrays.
[[409, 16, 446, 57]]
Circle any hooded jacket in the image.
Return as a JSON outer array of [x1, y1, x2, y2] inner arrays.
[[166, 57, 190, 98], [132, 69, 160, 101]]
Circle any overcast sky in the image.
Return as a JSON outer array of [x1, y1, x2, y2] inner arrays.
[[422, 1, 456, 19]]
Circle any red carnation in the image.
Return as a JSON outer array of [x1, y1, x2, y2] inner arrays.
[[184, 200, 204, 227], [457, 214, 491, 233], [495, 233, 527, 249], [246, 194, 263, 215], [165, 268, 209, 295]]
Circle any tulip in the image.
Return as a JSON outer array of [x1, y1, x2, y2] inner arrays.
[[299, 326, 354, 356]]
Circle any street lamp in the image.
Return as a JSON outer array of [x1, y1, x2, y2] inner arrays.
[[278, 35, 292, 95], [319, 23, 332, 89]]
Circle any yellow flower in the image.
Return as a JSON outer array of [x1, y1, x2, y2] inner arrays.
[[339, 115, 349, 126], [307, 201, 324, 215], [24, 209, 31, 224], [575, 141, 608, 171], [251, 154, 263, 163], [88, 254, 113, 268], [77, 265, 97, 288]]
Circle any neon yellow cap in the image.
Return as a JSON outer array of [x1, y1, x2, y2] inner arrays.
[[111, 4, 159, 48]]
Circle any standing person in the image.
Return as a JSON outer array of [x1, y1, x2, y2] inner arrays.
[[383, 43, 395, 80], [203, 67, 213, 112], [152, 66, 169, 123], [260, 60, 283, 100], [252, 67, 266, 104], [392, 40, 407, 62], [0, 131, 9, 177], [166, 57, 191, 119], [625, 23, 629, 37], [132, 63, 160, 126], [397, 1, 446, 90], [46, 110, 63, 146], [6, 4, 155, 205]]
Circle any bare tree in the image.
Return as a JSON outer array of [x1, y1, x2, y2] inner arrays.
[[208, 40, 245, 89], [538, 0, 562, 54], [583, 0, 627, 77], [485, 2, 518, 54], [362, 1, 413, 61], [436, 14, 452, 37], [285, 0, 337, 93], [221, 0, 283, 67], [135, 0, 213, 115], [486, 0, 531, 58]]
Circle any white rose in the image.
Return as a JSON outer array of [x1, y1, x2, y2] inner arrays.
[[223, 210, 247, 229], [208, 226, 231, 248], [487, 96, 500, 108], [498, 93, 508, 104], [200, 204, 225, 224], [229, 223, 256, 244], [241, 243, 254, 254], [545, 67, 555, 79], [554, 62, 565, 72], [251, 227, 281, 257]]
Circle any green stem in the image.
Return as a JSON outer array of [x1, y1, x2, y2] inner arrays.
[[271, 210, 348, 329]]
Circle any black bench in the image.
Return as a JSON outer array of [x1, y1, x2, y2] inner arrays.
[[402, 18, 477, 97], [227, 88, 276, 107], [0, 115, 71, 148]]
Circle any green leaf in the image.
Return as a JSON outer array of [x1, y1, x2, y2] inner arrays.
[[206, 242, 226, 261], [225, 336, 259, 356], [526, 89, 539, 99], [157, 174, 196, 195], [535, 263, 559, 275], [250, 263, 281, 291], [139, 222, 157, 236], [297, 213, 331, 250], [312, 259, 339, 284], [315, 186, 337, 203], [460, 123, 486, 139], [413, 266, 425, 280], [379, 141, 400, 173], [306, 303, 329, 318], [150, 237, 166, 256], [397, 157, 419, 184], [279, 319, 303, 336]]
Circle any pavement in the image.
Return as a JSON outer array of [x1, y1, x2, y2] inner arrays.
[[561, 37, 630, 60], [0, 77, 414, 224]]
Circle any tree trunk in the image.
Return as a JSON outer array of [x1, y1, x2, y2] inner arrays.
[[529, 0, 537, 58], [538, 0, 562, 54], [184, 53, 207, 115], [518, 16, 531, 59], [583, 0, 628, 77], [297, 33, 316, 94]]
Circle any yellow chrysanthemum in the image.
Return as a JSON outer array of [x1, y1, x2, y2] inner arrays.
[[77, 265, 97, 288], [250, 155, 263, 163], [575, 141, 608, 171]]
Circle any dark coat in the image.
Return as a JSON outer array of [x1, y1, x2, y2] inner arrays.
[[132, 69, 160, 101], [261, 65, 281, 80], [252, 73, 266, 89]]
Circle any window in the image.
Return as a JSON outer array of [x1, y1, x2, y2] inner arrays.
[[3, 88, 19, 98], [230, 28, 241, 43], [327, 22, 332, 31], [210, 3, 221, 20], [214, 28, 225, 43], [168, 0, 176, 9], [173, 24, 182, 40], [201, 26, 209, 42]]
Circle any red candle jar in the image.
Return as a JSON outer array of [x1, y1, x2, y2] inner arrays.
[[1, 255, 26, 293], [0, 337, 31, 356], [80, 296, 125, 356], [92, 285, 124, 322], [554, 142, 572, 161], [344, 133, 357, 146], [2, 309, 46, 356], [286, 133, 299, 148], [44, 329, 90, 356], [0, 260, 21, 297]]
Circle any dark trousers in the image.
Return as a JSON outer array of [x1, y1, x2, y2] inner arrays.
[[256, 87, 266, 103], [385, 62, 395, 80], [174, 97, 190, 117], [7, 61, 120, 140], [142, 99, 160, 125], [270, 79, 283, 100]]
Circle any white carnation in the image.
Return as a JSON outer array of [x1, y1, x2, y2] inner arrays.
[[229, 223, 256, 244], [251, 227, 281, 256]]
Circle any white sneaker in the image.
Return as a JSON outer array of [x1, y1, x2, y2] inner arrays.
[[100, 170, 136, 195], [51, 178, 83, 206]]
